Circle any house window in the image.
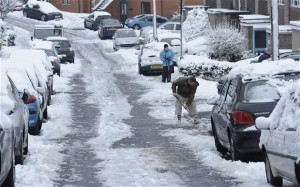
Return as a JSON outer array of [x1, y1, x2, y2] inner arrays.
[[141, 2, 151, 14], [63, 0, 71, 5], [278, 0, 284, 5], [291, 0, 300, 7]]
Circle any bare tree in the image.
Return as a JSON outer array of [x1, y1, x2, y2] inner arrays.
[[0, 0, 18, 20]]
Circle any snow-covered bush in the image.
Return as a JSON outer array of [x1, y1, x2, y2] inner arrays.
[[178, 55, 236, 79], [207, 24, 247, 62], [183, 8, 210, 42], [0, 20, 16, 48]]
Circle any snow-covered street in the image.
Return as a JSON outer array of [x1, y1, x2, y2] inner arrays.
[[1, 5, 299, 186]]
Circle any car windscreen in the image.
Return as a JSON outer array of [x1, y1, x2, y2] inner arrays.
[[160, 38, 180, 47], [103, 19, 121, 27], [244, 80, 280, 103], [116, 30, 136, 38], [95, 15, 111, 23], [34, 28, 62, 39], [43, 49, 56, 56], [51, 40, 71, 48]]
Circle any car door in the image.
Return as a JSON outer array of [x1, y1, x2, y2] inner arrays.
[[86, 15, 94, 29], [175, 24, 181, 31], [213, 80, 230, 143], [144, 16, 153, 27]]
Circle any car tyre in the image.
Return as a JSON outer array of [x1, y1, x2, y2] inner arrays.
[[133, 24, 141, 30], [41, 15, 46, 21], [265, 153, 283, 187], [212, 122, 227, 155], [15, 139, 24, 165], [2, 160, 15, 187], [24, 135, 28, 155], [29, 118, 41, 135], [43, 107, 48, 119], [229, 135, 242, 161]]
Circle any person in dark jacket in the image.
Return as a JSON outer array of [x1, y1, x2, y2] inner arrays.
[[160, 44, 175, 83], [258, 48, 272, 62], [172, 76, 199, 124]]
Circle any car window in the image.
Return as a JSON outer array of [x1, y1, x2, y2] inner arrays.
[[217, 80, 229, 104], [175, 24, 181, 30], [103, 19, 121, 26], [244, 81, 280, 103], [145, 17, 153, 22], [157, 18, 166, 23], [52, 40, 71, 48], [162, 24, 174, 30], [225, 79, 237, 103], [116, 30, 137, 38], [88, 15, 94, 19]]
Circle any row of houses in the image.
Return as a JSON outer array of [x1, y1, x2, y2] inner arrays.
[[45, 0, 299, 53]]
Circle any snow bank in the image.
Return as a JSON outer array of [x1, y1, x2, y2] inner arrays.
[[27, 0, 60, 13], [183, 8, 210, 42]]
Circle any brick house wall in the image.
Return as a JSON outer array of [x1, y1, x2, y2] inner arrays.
[[246, 0, 255, 13], [290, 7, 300, 21], [221, 0, 233, 9], [258, 0, 268, 15], [205, 0, 217, 8], [267, 32, 292, 49], [278, 5, 284, 25], [292, 29, 300, 51], [50, 0, 91, 13]]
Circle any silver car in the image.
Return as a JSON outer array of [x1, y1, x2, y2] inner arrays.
[[112, 29, 139, 51]]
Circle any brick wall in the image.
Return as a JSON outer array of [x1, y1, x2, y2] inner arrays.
[[278, 5, 284, 25], [258, 0, 268, 15], [267, 32, 292, 49], [247, 0, 255, 13], [290, 7, 300, 21], [241, 0, 246, 10], [292, 29, 300, 51], [221, 0, 233, 9], [205, 0, 217, 8], [50, 0, 91, 13]]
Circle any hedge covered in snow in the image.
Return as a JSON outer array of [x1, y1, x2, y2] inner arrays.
[[0, 20, 16, 49], [178, 55, 236, 79], [183, 8, 210, 42]]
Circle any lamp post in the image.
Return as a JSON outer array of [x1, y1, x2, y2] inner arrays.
[[153, 0, 157, 40], [272, 0, 279, 61], [180, 0, 183, 58]]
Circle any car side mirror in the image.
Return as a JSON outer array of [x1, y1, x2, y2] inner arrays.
[[37, 87, 46, 94], [55, 45, 61, 49], [255, 117, 270, 130], [207, 95, 219, 105]]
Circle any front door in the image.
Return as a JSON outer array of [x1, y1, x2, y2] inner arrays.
[[120, 1, 128, 24], [141, 2, 151, 14]]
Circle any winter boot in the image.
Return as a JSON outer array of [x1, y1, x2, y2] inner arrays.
[[176, 115, 181, 125]]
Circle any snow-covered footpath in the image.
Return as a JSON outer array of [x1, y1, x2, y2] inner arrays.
[[1, 24, 81, 187]]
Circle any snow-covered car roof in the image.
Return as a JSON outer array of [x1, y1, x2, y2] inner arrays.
[[0, 68, 15, 115], [32, 41, 54, 50], [27, 0, 60, 13], [93, 11, 111, 17], [46, 36, 68, 41], [3, 62, 38, 97], [144, 41, 169, 51], [158, 33, 181, 40]]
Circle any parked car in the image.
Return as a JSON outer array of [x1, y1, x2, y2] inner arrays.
[[46, 36, 75, 63], [157, 33, 188, 62], [32, 41, 61, 76], [209, 70, 300, 161], [10, 0, 25, 11], [98, 18, 123, 39], [1, 72, 29, 165], [279, 51, 300, 61], [84, 11, 111, 31], [10, 50, 52, 106], [158, 22, 181, 32], [112, 28, 139, 51], [33, 24, 63, 40], [125, 15, 168, 30], [138, 42, 168, 75], [0, 113, 15, 186], [23, 1, 63, 21], [256, 80, 300, 187], [5, 63, 45, 135]]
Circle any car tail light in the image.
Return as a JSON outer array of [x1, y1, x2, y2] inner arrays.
[[232, 110, 255, 125], [24, 95, 36, 104]]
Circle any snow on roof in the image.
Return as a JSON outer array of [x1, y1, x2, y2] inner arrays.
[[265, 25, 292, 33], [228, 59, 300, 80], [290, 21, 300, 27], [46, 36, 68, 41], [239, 14, 270, 20], [27, 0, 60, 13], [207, 8, 249, 14], [32, 41, 54, 50], [94, 11, 111, 17], [0, 67, 15, 115]]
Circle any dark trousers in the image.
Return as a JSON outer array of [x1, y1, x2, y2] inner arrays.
[[162, 66, 172, 83]]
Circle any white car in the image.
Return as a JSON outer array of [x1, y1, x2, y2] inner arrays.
[[256, 80, 300, 187], [112, 28, 140, 51], [159, 22, 181, 32]]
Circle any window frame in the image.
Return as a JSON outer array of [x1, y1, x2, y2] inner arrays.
[[291, 0, 300, 7], [63, 0, 71, 5]]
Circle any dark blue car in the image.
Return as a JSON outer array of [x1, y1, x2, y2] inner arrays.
[[125, 14, 168, 30], [98, 18, 123, 39]]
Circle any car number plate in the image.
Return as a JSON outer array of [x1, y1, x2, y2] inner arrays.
[[109, 28, 116, 31], [151, 65, 163, 69]]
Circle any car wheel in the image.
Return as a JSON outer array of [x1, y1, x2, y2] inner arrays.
[[15, 139, 24, 165], [24, 135, 28, 155], [133, 24, 141, 30], [29, 118, 41, 135], [2, 160, 15, 187], [41, 15, 46, 21], [265, 153, 283, 187], [43, 107, 48, 119], [23, 11, 27, 17], [229, 135, 242, 161], [212, 122, 227, 155]]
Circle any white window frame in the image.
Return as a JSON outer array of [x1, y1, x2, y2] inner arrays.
[[63, 0, 71, 5], [291, 0, 300, 7], [278, 0, 284, 5]]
